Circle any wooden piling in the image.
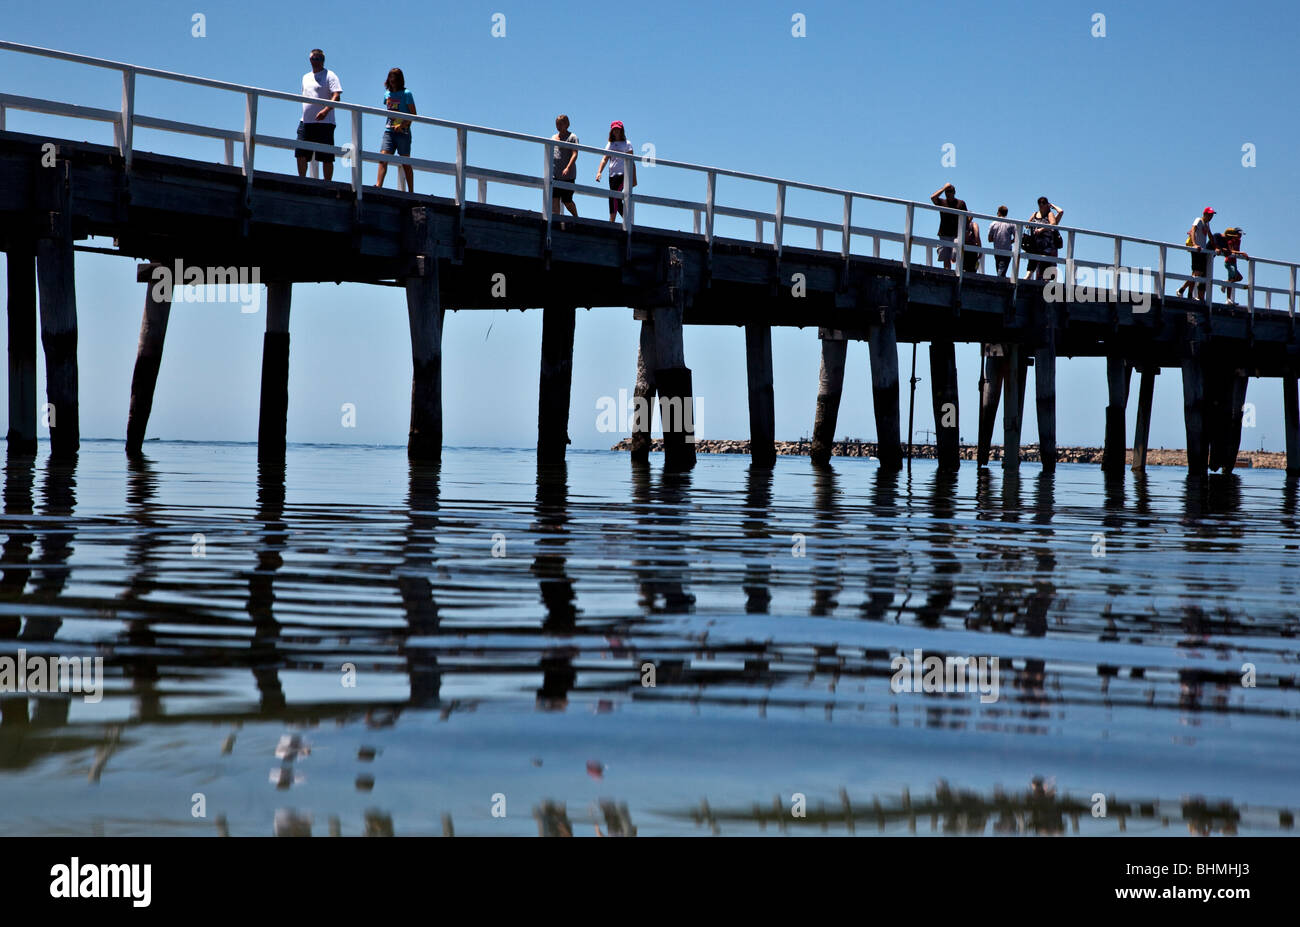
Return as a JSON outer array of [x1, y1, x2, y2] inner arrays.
[[811, 334, 847, 467], [1182, 351, 1208, 477], [928, 340, 959, 470], [1219, 371, 1249, 475], [630, 317, 656, 464], [1102, 352, 1131, 475], [257, 282, 292, 462], [6, 248, 38, 455], [745, 323, 776, 468], [977, 346, 1004, 468], [654, 249, 695, 472], [35, 162, 78, 459], [1035, 335, 1057, 472], [125, 263, 174, 456], [537, 306, 575, 466], [1284, 374, 1300, 477], [1131, 367, 1156, 472], [1001, 345, 1025, 473], [867, 317, 902, 471], [405, 268, 443, 463]]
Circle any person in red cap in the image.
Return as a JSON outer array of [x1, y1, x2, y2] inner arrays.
[[1177, 207, 1216, 299], [596, 120, 636, 222]]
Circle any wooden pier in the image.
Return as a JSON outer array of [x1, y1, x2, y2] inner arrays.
[[1, 42, 1298, 482]]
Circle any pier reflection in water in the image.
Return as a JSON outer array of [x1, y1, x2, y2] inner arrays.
[[0, 442, 1297, 835]]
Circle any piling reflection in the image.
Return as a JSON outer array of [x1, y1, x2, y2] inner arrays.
[[0, 444, 1296, 836]]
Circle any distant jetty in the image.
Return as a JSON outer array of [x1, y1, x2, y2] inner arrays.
[[610, 438, 1286, 470]]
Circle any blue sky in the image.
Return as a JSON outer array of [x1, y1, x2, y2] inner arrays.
[[1, 0, 1296, 450]]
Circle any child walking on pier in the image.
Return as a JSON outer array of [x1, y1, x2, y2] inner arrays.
[[596, 121, 636, 221], [375, 68, 416, 191]]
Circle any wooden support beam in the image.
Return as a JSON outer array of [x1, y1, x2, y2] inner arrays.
[[125, 263, 173, 456], [1035, 333, 1057, 472], [1102, 352, 1132, 475], [630, 318, 655, 464], [928, 340, 959, 470], [257, 282, 292, 463], [1182, 351, 1208, 478], [405, 267, 443, 464], [977, 345, 1004, 468], [1131, 367, 1156, 472], [867, 317, 902, 471], [35, 166, 79, 460], [1001, 344, 1025, 473], [811, 335, 847, 467], [537, 306, 575, 466], [6, 248, 38, 455], [1219, 371, 1249, 475], [655, 248, 694, 472], [745, 323, 776, 468], [1285, 374, 1300, 477]]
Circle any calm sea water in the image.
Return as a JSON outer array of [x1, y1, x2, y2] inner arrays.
[[0, 441, 1297, 836]]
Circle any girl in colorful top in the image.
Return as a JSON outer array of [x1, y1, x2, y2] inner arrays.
[[595, 121, 636, 222], [376, 68, 417, 191], [1217, 227, 1247, 305]]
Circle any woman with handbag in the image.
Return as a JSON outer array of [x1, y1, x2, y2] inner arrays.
[[1025, 197, 1064, 281]]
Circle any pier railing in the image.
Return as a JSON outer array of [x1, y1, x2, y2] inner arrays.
[[1, 39, 1295, 321]]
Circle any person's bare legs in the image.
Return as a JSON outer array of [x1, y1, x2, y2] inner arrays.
[[323, 161, 334, 182], [403, 164, 414, 192], [297, 155, 309, 178], [376, 158, 389, 188]]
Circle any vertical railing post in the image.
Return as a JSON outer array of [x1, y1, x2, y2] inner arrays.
[[477, 177, 487, 203], [242, 92, 258, 199], [903, 203, 913, 287], [841, 194, 851, 260], [774, 183, 785, 256], [873, 236, 880, 258], [120, 68, 135, 171], [954, 204, 965, 281], [350, 108, 363, 199], [815, 228, 823, 250], [705, 170, 716, 251], [542, 145, 553, 248], [693, 209, 701, 235], [1247, 258, 1255, 315], [1, 102, 8, 131], [1157, 243, 1166, 299], [1065, 229, 1076, 287], [1112, 236, 1122, 302], [1011, 220, 1022, 297], [1290, 265, 1297, 320], [223, 138, 234, 166], [621, 148, 633, 238], [755, 218, 763, 244], [455, 126, 467, 215]]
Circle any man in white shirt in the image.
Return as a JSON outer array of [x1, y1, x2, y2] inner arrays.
[[296, 49, 343, 181]]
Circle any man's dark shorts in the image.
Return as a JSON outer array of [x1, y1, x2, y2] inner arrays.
[[554, 172, 575, 205], [1191, 252, 1208, 275], [296, 121, 336, 163]]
